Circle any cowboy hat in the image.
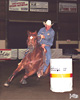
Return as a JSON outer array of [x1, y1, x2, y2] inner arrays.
[[43, 20, 54, 26]]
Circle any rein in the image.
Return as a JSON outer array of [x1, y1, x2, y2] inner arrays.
[[37, 35, 42, 43]]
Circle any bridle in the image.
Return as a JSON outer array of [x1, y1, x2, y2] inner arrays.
[[27, 35, 38, 52]]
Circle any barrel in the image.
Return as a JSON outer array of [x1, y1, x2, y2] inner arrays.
[[50, 58, 73, 92]]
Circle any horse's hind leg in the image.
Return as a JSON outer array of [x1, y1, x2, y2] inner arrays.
[[20, 69, 36, 84], [4, 64, 24, 87]]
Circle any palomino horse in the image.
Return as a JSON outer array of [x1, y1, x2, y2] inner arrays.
[[4, 31, 50, 87]]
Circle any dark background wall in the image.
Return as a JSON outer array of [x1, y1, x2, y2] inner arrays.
[[58, 5, 78, 40], [7, 22, 57, 48], [0, 0, 80, 49], [78, 1, 80, 42], [0, 0, 6, 40], [58, 0, 78, 50]]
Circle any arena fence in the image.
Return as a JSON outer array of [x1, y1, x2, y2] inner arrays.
[[0, 49, 80, 60]]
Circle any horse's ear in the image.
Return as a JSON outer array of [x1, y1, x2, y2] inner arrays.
[[34, 31, 37, 35], [27, 30, 29, 34], [27, 31, 31, 35]]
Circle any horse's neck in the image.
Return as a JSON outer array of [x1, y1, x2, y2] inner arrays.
[[35, 43, 42, 49], [28, 43, 43, 55], [32, 44, 42, 53]]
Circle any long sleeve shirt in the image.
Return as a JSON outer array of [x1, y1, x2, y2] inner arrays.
[[38, 27, 55, 47]]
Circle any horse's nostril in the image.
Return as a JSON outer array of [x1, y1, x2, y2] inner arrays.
[[28, 45, 34, 49], [28, 45, 34, 53], [28, 45, 33, 47]]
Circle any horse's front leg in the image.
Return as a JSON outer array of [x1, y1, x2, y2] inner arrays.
[[4, 63, 24, 87], [20, 69, 36, 84]]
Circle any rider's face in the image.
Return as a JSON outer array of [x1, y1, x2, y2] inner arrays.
[[45, 25, 51, 31]]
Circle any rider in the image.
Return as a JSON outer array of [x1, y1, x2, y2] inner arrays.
[[38, 20, 55, 74]]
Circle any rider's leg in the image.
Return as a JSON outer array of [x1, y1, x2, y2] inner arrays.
[[43, 46, 51, 72]]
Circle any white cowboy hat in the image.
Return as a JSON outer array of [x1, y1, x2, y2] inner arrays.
[[43, 20, 54, 26]]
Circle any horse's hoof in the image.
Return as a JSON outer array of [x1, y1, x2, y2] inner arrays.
[[4, 82, 9, 87], [18, 62, 21, 65], [37, 74, 41, 78], [20, 79, 27, 85]]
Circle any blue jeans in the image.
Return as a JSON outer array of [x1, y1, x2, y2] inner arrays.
[[43, 46, 51, 72]]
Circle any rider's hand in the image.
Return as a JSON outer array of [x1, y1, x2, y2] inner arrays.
[[41, 44, 45, 48], [41, 35, 45, 39]]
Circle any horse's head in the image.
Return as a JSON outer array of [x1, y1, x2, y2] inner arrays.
[[27, 31, 38, 50]]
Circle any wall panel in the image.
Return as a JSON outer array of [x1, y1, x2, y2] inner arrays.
[[58, 1, 78, 41], [8, 0, 57, 22]]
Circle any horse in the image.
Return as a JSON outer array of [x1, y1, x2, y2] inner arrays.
[[4, 31, 50, 87]]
